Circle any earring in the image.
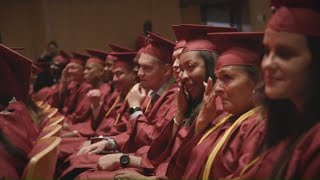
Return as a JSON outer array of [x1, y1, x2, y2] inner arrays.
[[252, 89, 256, 96]]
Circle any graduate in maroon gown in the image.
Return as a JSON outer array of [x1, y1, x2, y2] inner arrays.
[[231, 1, 320, 179], [0, 44, 36, 178], [60, 32, 178, 179], [59, 52, 92, 115]]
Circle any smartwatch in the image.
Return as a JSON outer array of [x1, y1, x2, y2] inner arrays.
[[119, 154, 130, 168], [129, 106, 142, 115]]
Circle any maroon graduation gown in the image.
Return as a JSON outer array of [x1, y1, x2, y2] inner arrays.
[[65, 83, 112, 125], [61, 83, 179, 179], [0, 147, 20, 179], [0, 102, 37, 176], [2, 101, 39, 142], [139, 120, 189, 177], [61, 81, 92, 116], [59, 91, 128, 158], [235, 122, 320, 179], [182, 111, 264, 180]]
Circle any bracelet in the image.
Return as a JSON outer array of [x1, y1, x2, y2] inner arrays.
[[173, 116, 182, 126]]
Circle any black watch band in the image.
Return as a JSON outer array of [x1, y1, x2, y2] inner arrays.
[[129, 106, 142, 115], [119, 154, 130, 168]]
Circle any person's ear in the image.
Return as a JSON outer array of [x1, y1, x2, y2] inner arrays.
[[98, 66, 105, 77]]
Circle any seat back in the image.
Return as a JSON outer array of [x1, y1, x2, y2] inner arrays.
[[35, 100, 44, 107], [38, 124, 62, 139], [39, 103, 51, 110], [47, 115, 65, 126], [25, 137, 61, 180], [43, 107, 59, 118]]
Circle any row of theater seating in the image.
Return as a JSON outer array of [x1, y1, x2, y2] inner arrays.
[[24, 101, 65, 180]]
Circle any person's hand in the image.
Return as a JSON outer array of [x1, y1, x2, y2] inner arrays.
[[98, 153, 122, 171], [127, 83, 147, 107], [61, 64, 71, 83], [114, 170, 156, 180], [77, 140, 108, 155], [196, 77, 217, 134], [87, 89, 101, 109], [79, 140, 91, 149], [61, 130, 78, 138], [175, 82, 189, 124]]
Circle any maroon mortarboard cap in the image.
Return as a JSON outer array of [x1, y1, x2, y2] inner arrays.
[[86, 49, 107, 65], [109, 52, 137, 69], [71, 52, 89, 65], [207, 32, 264, 70], [268, 0, 320, 37], [180, 24, 238, 53], [135, 35, 146, 51], [54, 50, 70, 64], [108, 44, 134, 61], [136, 47, 145, 59], [270, 0, 284, 9], [133, 47, 145, 63], [108, 43, 134, 53], [270, 0, 320, 10], [143, 32, 175, 64], [60, 50, 70, 59], [172, 25, 187, 50], [0, 44, 32, 103]]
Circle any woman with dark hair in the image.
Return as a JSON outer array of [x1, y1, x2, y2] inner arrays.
[[232, 1, 320, 179]]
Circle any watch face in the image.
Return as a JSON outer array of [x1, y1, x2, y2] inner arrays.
[[120, 154, 130, 164], [129, 107, 142, 115], [129, 107, 135, 115]]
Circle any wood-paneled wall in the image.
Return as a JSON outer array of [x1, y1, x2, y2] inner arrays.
[[0, 0, 270, 60]]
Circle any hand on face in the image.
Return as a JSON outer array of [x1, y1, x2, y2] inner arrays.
[[77, 140, 108, 155], [61, 64, 71, 82], [127, 83, 147, 107], [196, 77, 217, 134], [98, 153, 122, 171], [87, 89, 101, 109], [175, 82, 189, 123]]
